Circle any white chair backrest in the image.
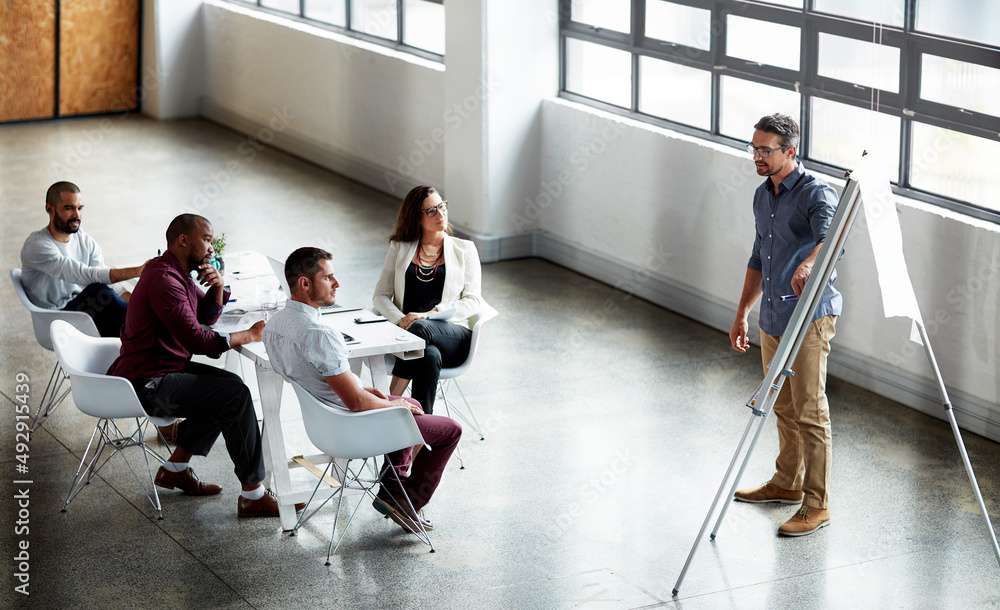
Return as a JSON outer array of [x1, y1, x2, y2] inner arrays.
[[49, 320, 147, 420], [440, 305, 497, 379], [11, 268, 99, 350], [290, 382, 425, 460]]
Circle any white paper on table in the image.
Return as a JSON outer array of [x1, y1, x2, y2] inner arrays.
[[853, 152, 925, 344]]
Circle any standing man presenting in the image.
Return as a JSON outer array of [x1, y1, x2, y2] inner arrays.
[[729, 114, 842, 537], [20, 181, 147, 337]]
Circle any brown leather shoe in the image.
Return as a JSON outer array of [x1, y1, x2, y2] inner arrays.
[[734, 480, 803, 504], [237, 488, 305, 518], [778, 505, 831, 536], [154, 466, 222, 496]]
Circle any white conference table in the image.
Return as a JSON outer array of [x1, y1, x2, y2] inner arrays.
[[221, 252, 425, 530]]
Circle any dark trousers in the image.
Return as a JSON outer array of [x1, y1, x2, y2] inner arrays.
[[391, 319, 471, 414], [379, 397, 462, 511], [64, 283, 128, 338], [134, 361, 266, 486]]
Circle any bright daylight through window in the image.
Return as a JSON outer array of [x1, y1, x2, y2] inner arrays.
[[560, 0, 1000, 222]]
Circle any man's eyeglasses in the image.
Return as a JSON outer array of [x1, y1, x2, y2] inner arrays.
[[746, 143, 790, 158], [423, 201, 448, 217]]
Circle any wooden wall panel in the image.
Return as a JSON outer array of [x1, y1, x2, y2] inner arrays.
[[0, 1, 57, 122], [59, 0, 140, 116]]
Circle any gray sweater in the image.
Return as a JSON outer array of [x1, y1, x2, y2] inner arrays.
[[20, 227, 112, 309]]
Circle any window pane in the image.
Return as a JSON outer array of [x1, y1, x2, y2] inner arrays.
[[911, 124, 1000, 212], [565, 38, 632, 108], [261, 0, 301, 14], [916, 1, 1000, 47], [811, 98, 900, 178], [817, 34, 899, 93], [639, 57, 711, 130], [726, 16, 800, 71], [645, 2, 710, 51], [571, 0, 630, 34], [305, 0, 346, 27], [921, 55, 1000, 117], [720, 77, 800, 141], [351, 0, 398, 41], [404, 0, 444, 55], [813, 0, 904, 27]]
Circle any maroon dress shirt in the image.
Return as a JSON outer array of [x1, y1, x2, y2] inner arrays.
[[107, 251, 230, 381]]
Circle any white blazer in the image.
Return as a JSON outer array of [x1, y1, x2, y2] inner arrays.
[[372, 235, 496, 329]]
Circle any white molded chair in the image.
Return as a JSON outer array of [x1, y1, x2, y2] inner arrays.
[[49, 320, 176, 519], [288, 381, 432, 562], [11, 268, 100, 433], [436, 307, 497, 468]]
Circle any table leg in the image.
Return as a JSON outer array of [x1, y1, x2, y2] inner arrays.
[[254, 362, 297, 531], [365, 355, 390, 395]]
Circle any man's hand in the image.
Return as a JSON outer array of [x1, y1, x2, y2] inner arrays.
[[730, 316, 750, 352], [196, 263, 224, 289], [121, 291, 131, 303], [391, 397, 423, 416], [246, 320, 265, 342], [790, 260, 813, 297]]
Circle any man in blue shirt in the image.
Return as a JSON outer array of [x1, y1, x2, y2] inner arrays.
[[729, 113, 841, 537]]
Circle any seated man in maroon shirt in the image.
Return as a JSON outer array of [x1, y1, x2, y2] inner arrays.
[[107, 214, 290, 518]]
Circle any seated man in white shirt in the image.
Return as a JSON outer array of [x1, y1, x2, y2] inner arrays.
[[20, 182, 147, 337], [263, 246, 461, 533]]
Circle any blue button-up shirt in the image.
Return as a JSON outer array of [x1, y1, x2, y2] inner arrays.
[[748, 162, 842, 337]]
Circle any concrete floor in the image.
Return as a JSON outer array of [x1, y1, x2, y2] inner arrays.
[[2, 116, 999, 609]]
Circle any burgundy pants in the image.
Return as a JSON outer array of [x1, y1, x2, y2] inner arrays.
[[379, 396, 461, 511]]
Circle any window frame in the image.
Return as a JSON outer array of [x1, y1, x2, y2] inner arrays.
[[559, 0, 1000, 224], [229, 0, 444, 62]]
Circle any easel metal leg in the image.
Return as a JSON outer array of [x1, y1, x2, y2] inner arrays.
[[672, 408, 768, 596], [916, 322, 1000, 568]]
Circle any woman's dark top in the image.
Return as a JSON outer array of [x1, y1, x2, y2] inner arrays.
[[402, 262, 446, 314]]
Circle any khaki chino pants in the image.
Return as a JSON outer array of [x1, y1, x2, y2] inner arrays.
[[760, 315, 837, 510]]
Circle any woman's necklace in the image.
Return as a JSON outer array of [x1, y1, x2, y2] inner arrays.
[[415, 242, 442, 282]]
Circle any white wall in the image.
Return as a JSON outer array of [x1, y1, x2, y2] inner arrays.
[[199, 0, 445, 198], [142, 0, 205, 120], [540, 99, 1000, 441]]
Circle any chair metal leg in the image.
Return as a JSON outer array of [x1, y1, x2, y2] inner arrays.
[[438, 379, 486, 470], [62, 422, 105, 511], [31, 361, 71, 434], [62, 418, 169, 519]]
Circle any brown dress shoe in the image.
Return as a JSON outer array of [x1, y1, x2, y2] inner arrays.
[[237, 488, 305, 518], [778, 505, 831, 536], [154, 466, 222, 496], [734, 480, 803, 504], [157, 421, 180, 443]]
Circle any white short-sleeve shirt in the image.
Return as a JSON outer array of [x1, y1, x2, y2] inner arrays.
[[263, 299, 362, 411]]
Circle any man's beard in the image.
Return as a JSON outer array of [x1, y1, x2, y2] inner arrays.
[[55, 216, 80, 234], [309, 285, 335, 307]]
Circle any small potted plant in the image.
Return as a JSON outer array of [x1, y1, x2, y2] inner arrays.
[[212, 232, 227, 275]]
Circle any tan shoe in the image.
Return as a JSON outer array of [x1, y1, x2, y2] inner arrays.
[[778, 505, 831, 536], [237, 488, 305, 518], [734, 480, 803, 504], [154, 466, 222, 496]]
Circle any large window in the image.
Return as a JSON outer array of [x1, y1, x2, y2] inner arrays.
[[560, 0, 1000, 222], [236, 0, 444, 59]]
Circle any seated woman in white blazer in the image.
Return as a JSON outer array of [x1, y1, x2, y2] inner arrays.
[[373, 185, 493, 414]]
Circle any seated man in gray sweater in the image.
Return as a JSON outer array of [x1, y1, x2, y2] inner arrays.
[[20, 182, 148, 337]]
